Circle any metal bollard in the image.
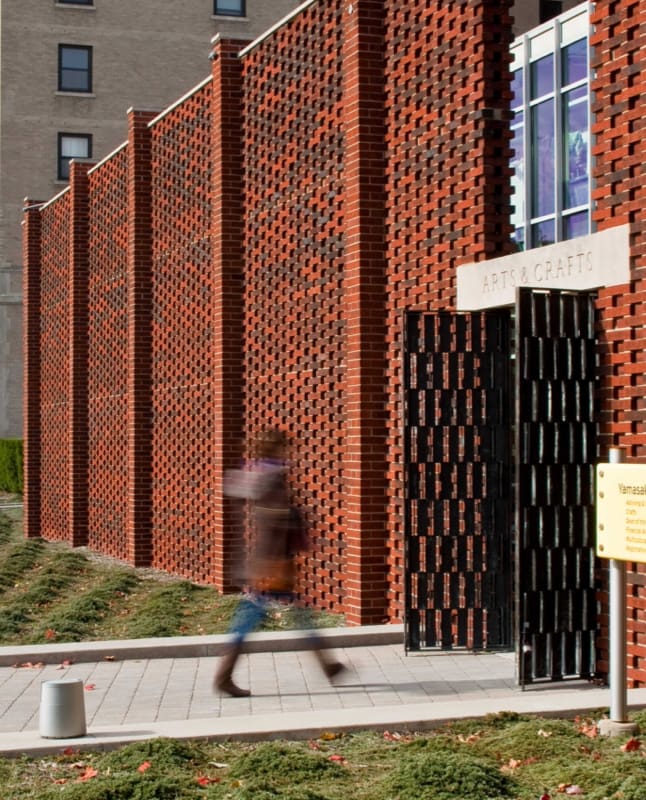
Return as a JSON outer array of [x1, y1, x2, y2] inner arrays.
[[39, 678, 87, 738]]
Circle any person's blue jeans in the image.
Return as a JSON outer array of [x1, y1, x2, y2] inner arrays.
[[227, 591, 319, 646]]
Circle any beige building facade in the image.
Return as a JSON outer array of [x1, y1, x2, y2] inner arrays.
[[0, 0, 300, 439]]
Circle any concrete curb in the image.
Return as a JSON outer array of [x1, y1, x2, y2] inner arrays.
[[0, 624, 405, 666], [2, 686, 645, 758]]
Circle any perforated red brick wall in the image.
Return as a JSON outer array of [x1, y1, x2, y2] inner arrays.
[[590, 0, 646, 686], [149, 83, 216, 582], [25, 0, 646, 682], [381, 1, 514, 620], [242, 1, 348, 614], [87, 147, 129, 559], [38, 192, 72, 542]]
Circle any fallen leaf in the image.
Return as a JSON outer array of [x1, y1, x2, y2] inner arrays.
[[575, 721, 598, 739], [53, 778, 68, 785], [196, 774, 220, 785], [45, 628, 56, 640], [56, 660, 73, 670], [537, 728, 553, 738], [14, 661, 44, 669], [565, 785, 584, 795], [621, 737, 641, 752], [328, 754, 347, 765], [383, 730, 402, 741], [320, 731, 341, 741], [540, 793, 551, 800], [207, 761, 229, 768], [458, 732, 482, 743], [308, 740, 321, 750], [103, 655, 115, 662], [138, 761, 152, 773], [76, 766, 98, 782], [84, 684, 96, 691]]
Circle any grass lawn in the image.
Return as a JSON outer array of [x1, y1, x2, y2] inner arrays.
[[1, 505, 645, 799], [0, 506, 341, 645]]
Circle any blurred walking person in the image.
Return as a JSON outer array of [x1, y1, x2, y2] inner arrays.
[[215, 428, 345, 697]]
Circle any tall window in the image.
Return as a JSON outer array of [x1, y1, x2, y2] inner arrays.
[[58, 134, 92, 180], [510, 4, 589, 250], [58, 45, 92, 92], [214, 0, 245, 16]]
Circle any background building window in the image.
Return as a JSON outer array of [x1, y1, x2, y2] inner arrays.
[[214, 0, 245, 17], [58, 134, 92, 180], [58, 1, 94, 5], [58, 45, 92, 92], [509, 4, 589, 250]]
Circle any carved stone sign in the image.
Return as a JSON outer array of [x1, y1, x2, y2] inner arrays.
[[457, 225, 630, 310], [596, 463, 646, 564]]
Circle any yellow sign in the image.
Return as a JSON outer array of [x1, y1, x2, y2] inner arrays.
[[596, 463, 646, 563]]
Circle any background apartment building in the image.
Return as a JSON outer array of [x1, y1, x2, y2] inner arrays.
[[0, 0, 300, 439]]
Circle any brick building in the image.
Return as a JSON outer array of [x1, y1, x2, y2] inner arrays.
[[23, 0, 646, 686], [0, 0, 300, 438]]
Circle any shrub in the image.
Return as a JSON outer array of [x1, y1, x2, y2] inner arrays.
[[0, 439, 23, 494]]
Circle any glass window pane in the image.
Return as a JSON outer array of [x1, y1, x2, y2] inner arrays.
[[511, 69, 523, 108], [60, 46, 90, 91], [61, 48, 88, 70], [563, 88, 588, 209], [511, 229, 525, 252], [562, 38, 587, 86], [564, 211, 589, 240], [530, 53, 553, 99], [532, 219, 555, 248], [531, 99, 555, 217], [62, 136, 89, 159], [510, 117, 525, 231], [215, 0, 244, 14]]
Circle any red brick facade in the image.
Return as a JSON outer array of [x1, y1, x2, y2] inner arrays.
[[22, 0, 646, 682], [590, 0, 646, 686]]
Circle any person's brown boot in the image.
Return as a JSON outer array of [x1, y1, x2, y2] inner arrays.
[[314, 649, 346, 682], [214, 644, 251, 697]]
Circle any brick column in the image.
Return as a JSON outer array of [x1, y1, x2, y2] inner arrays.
[[22, 199, 43, 539], [211, 36, 249, 591], [68, 161, 93, 547], [127, 109, 157, 566], [341, 0, 388, 624]]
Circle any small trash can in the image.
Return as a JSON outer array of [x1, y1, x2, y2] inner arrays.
[[39, 678, 87, 739]]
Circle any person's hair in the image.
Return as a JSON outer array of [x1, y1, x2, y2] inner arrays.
[[254, 428, 288, 459]]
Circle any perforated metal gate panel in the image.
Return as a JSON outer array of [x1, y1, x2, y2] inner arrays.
[[515, 288, 598, 683], [403, 311, 512, 651]]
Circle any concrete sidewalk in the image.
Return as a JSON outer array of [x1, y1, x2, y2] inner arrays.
[[1, 625, 645, 757]]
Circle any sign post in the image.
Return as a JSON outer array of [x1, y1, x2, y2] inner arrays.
[[595, 449, 642, 737]]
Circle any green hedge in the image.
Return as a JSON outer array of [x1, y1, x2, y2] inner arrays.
[[0, 439, 23, 494]]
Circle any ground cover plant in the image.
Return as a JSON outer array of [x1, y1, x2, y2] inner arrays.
[[1, 713, 646, 799], [0, 506, 341, 645], [2, 503, 645, 798]]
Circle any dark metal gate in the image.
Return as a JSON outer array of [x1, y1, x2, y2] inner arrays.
[[404, 289, 598, 684], [515, 288, 597, 683], [403, 310, 513, 651]]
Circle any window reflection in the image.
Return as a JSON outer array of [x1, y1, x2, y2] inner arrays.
[[532, 100, 555, 218], [563, 86, 588, 209], [509, 7, 590, 251], [531, 54, 553, 99]]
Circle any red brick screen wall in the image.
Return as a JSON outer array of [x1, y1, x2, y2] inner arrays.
[[38, 193, 72, 543], [149, 83, 216, 582], [87, 148, 130, 559], [23, 0, 646, 682], [590, 0, 646, 685], [242, 1, 348, 614], [381, 1, 514, 618]]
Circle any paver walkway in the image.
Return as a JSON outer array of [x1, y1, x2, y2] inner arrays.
[[1, 626, 645, 756]]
